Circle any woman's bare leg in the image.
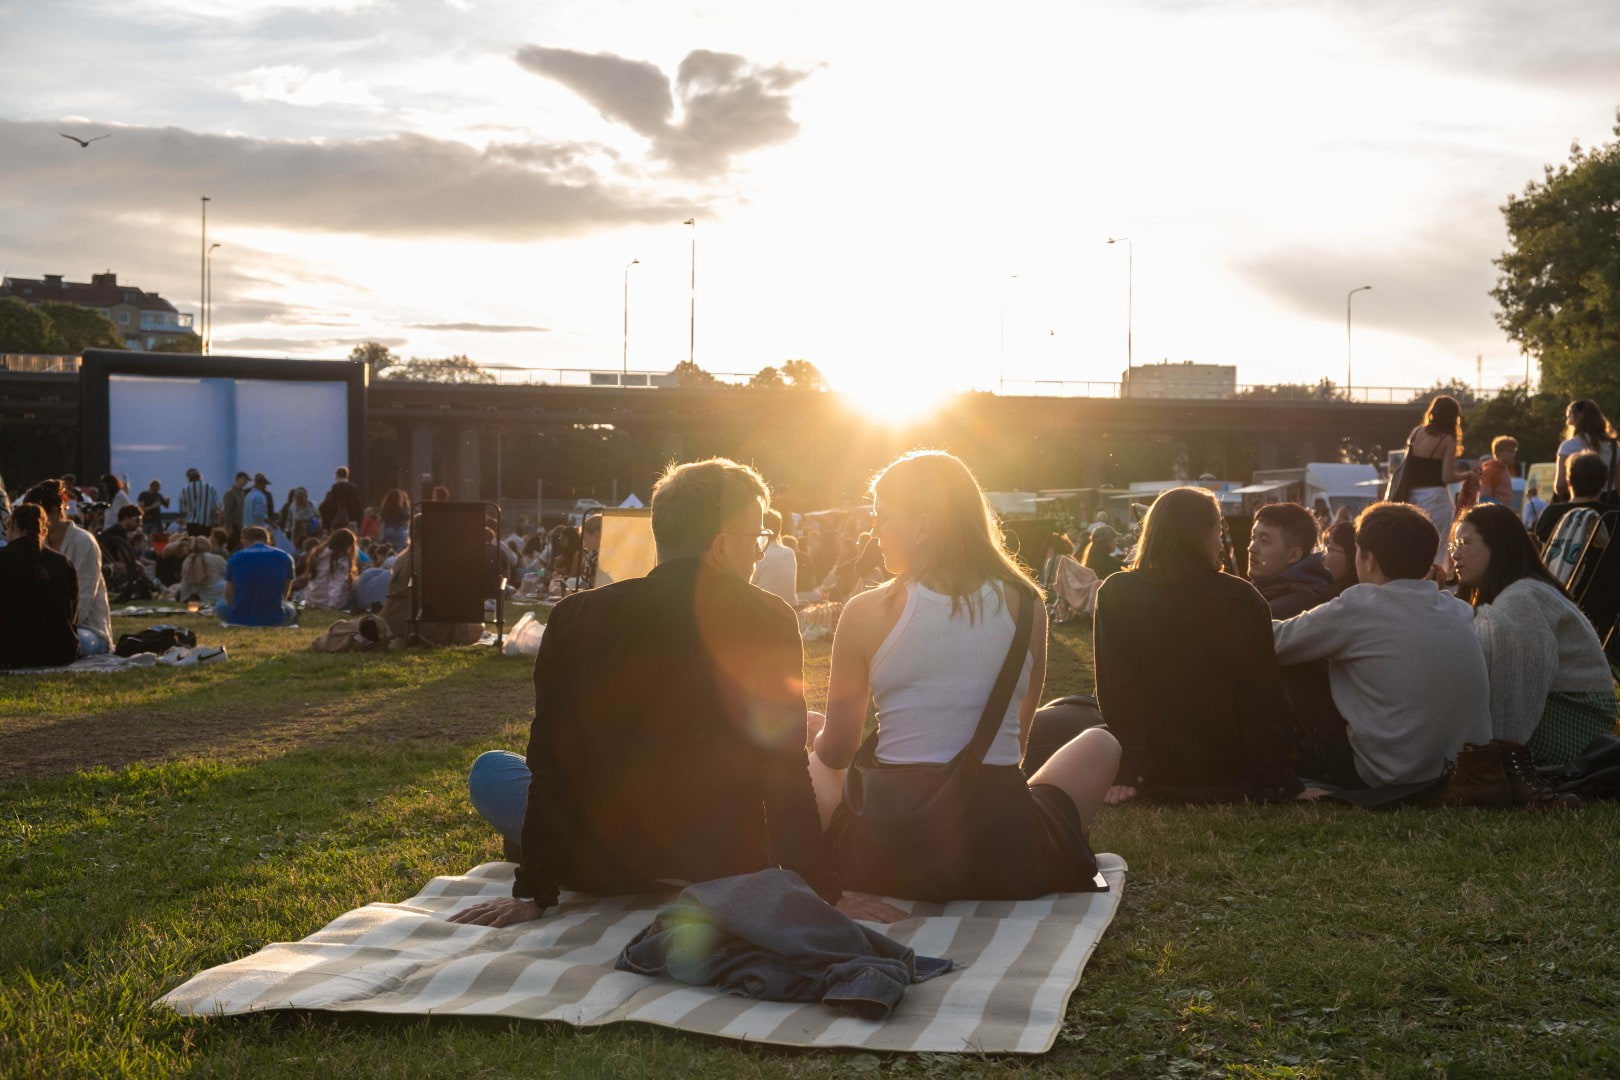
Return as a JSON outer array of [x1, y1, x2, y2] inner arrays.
[[1027, 727, 1122, 829]]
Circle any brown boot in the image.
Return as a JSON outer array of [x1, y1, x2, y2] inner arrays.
[[1432, 743, 1517, 808], [1497, 739, 1584, 811]]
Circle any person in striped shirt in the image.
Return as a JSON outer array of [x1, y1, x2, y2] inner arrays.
[[178, 468, 221, 538]]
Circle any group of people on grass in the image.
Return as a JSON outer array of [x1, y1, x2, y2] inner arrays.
[[447, 437, 1617, 930]]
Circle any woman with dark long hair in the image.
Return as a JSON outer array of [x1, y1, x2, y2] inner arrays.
[[0, 503, 80, 668], [1080, 524, 1123, 580], [303, 527, 358, 609], [1554, 399, 1620, 502], [1450, 502, 1614, 764], [1394, 394, 1475, 575], [379, 488, 412, 549], [1093, 486, 1301, 804], [1321, 521, 1359, 589], [810, 450, 1120, 901]]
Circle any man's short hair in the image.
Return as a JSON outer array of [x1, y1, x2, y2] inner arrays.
[[235, 471, 250, 481], [1354, 502, 1438, 580], [241, 525, 270, 545], [1569, 449, 1608, 498], [651, 458, 770, 555], [23, 479, 64, 513], [1491, 435, 1518, 456], [335, 466, 350, 480], [186, 468, 200, 481], [117, 504, 141, 522], [1254, 502, 1319, 560]]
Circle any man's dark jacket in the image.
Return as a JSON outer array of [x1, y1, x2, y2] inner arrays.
[[321, 480, 362, 530], [1253, 552, 1339, 620], [514, 557, 837, 908]]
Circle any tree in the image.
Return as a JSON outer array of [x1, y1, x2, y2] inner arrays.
[[1407, 379, 1479, 408], [0, 296, 58, 353], [749, 365, 785, 389], [34, 302, 122, 352], [1463, 385, 1566, 467], [1236, 378, 1349, 401], [669, 359, 719, 387], [376, 354, 495, 383], [349, 341, 400, 378], [151, 335, 203, 354], [780, 358, 826, 391], [1492, 109, 1620, 411]]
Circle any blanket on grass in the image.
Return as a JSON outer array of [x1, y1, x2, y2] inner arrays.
[[160, 855, 1127, 1054], [0, 645, 227, 675]]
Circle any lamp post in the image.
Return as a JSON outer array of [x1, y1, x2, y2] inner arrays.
[[1346, 285, 1372, 397], [622, 258, 639, 385], [199, 196, 210, 351], [998, 273, 1019, 394], [1107, 237, 1133, 396], [682, 217, 696, 366], [205, 243, 220, 354]]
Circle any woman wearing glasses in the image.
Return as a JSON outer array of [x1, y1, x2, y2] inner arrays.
[[1450, 502, 1615, 765]]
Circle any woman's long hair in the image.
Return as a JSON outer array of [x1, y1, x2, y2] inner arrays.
[[312, 527, 358, 582], [379, 488, 410, 522], [869, 450, 1039, 619], [1565, 399, 1618, 452], [1456, 502, 1564, 607], [1130, 487, 1222, 578], [99, 473, 123, 502], [9, 503, 48, 570], [181, 537, 214, 589], [1324, 521, 1358, 586], [1081, 525, 1118, 573], [1423, 394, 1465, 454]]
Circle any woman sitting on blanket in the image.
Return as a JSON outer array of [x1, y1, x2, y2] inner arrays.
[[1450, 502, 1616, 765], [810, 450, 1121, 901]]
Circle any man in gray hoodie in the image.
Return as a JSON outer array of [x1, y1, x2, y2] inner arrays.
[[1272, 502, 1490, 788]]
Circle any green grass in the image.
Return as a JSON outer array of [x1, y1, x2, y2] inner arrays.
[[3, 613, 1618, 1078]]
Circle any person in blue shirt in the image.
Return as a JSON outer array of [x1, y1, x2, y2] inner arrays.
[[216, 526, 297, 626]]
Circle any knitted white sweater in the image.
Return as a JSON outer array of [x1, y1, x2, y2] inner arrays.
[[1472, 579, 1614, 744]]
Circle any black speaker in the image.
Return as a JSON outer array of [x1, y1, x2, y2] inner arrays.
[[414, 502, 488, 624]]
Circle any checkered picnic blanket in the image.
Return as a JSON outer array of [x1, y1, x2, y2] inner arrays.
[[160, 855, 1128, 1053]]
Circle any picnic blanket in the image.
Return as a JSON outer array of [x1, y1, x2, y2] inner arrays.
[[0, 645, 227, 675], [160, 854, 1127, 1053]]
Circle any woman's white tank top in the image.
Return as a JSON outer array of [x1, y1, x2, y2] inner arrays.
[[871, 580, 1032, 766]]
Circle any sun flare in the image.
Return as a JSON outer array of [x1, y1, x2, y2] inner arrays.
[[833, 377, 955, 428]]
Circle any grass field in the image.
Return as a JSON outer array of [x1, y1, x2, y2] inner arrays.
[[3, 610, 1618, 1079]]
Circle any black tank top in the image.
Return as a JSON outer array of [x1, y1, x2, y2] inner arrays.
[[1407, 430, 1447, 490]]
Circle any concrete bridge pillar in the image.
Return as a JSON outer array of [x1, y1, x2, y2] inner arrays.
[[409, 422, 435, 501], [457, 426, 481, 501]]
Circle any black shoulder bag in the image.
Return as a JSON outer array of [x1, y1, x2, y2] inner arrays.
[[1386, 430, 1417, 503], [828, 583, 1034, 899]]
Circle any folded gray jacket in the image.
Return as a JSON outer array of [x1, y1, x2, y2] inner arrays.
[[616, 869, 955, 1020]]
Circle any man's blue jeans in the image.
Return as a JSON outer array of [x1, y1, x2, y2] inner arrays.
[[76, 627, 110, 657], [467, 750, 530, 849]]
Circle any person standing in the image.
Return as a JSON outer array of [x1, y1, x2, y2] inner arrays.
[[379, 488, 411, 549], [0, 503, 80, 669], [220, 472, 250, 550], [243, 474, 272, 531], [100, 473, 132, 517], [136, 479, 169, 534], [1392, 395, 1476, 576], [1522, 481, 1549, 531], [750, 508, 799, 607], [1554, 399, 1620, 503], [25, 480, 112, 656], [178, 468, 220, 538], [321, 466, 363, 531]]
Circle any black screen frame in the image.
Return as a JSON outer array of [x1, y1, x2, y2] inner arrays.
[[78, 349, 369, 495]]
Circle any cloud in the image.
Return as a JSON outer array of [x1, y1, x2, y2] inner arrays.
[[232, 65, 380, 107], [210, 299, 354, 325], [0, 118, 698, 241], [407, 322, 549, 332], [514, 46, 812, 177], [212, 335, 404, 352]]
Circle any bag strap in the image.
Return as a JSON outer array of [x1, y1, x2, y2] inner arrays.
[[957, 583, 1036, 767]]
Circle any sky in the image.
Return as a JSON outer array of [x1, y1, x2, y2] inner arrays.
[[2, 0, 1617, 404]]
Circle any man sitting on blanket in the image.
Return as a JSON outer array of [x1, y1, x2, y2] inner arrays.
[[452, 458, 901, 928], [217, 526, 297, 627]]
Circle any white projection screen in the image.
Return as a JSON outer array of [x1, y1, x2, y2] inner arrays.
[[81, 352, 366, 506]]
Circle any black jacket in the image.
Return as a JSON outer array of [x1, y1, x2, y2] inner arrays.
[[1252, 553, 1340, 620], [515, 558, 836, 907], [0, 538, 79, 668]]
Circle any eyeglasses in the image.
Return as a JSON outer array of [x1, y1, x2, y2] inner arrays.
[[732, 529, 776, 556]]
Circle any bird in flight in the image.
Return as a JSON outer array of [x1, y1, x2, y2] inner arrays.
[[59, 132, 111, 148]]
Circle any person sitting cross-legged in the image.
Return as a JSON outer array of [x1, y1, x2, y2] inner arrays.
[[1273, 502, 1491, 790], [0, 504, 80, 669], [1452, 502, 1617, 765], [1249, 502, 1339, 618], [216, 525, 297, 627], [452, 458, 903, 928]]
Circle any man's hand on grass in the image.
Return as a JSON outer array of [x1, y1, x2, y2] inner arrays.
[[447, 897, 545, 926], [1296, 787, 1331, 801], [835, 892, 908, 924], [1104, 785, 1139, 806]]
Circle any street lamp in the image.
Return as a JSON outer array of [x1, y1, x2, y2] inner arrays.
[[998, 273, 1019, 394], [205, 243, 220, 354], [682, 218, 696, 366], [622, 258, 640, 385], [1107, 237, 1133, 397], [1346, 285, 1372, 396], [199, 196, 210, 351]]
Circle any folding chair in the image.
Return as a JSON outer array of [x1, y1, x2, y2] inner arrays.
[[408, 501, 505, 649]]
